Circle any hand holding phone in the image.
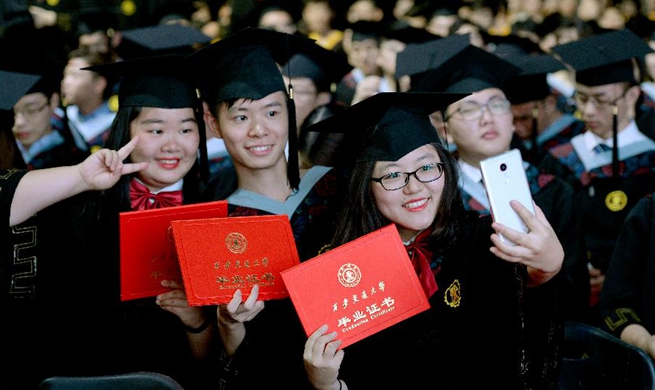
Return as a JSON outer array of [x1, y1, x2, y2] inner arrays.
[[480, 149, 536, 246]]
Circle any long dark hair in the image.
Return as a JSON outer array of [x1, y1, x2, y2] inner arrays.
[[331, 142, 466, 252]]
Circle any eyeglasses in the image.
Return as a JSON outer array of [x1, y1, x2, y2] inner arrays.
[[573, 90, 626, 110], [14, 102, 48, 119], [371, 162, 445, 191], [444, 96, 511, 121]]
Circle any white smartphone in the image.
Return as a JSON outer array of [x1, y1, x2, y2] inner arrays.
[[479, 149, 536, 246]]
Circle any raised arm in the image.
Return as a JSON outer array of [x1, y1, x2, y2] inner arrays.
[[489, 200, 564, 287], [10, 137, 148, 226]]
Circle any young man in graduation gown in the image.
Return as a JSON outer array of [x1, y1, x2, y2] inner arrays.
[[397, 35, 589, 325], [11, 68, 89, 169], [188, 27, 349, 388], [504, 51, 586, 166], [540, 29, 655, 323]]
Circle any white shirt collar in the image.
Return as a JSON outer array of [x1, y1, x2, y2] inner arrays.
[[458, 159, 482, 183], [134, 178, 184, 193], [583, 119, 648, 151]]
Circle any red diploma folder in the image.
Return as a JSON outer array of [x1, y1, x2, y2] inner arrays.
[[281, 224, 430, 349], [119, 200, 228, 301], [171, 214, 300, 306]]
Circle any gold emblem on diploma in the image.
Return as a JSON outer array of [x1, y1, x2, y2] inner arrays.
[[226, 232, 247, 254], [338, 263, 362, 288]]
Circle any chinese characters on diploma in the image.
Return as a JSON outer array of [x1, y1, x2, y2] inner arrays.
[[281, 224, 430, 349]]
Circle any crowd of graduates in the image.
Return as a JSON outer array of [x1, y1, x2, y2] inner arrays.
[[3, 0, 655, 389]]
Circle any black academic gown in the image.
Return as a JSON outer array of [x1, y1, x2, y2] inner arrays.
[[0, 176, 215, 390], [213, 167, 349, 390], [539, 142, 655, 273], [600, 193, 655, 338], [0, 169, 95, 390], [337, 213, 562, 389], [529, 168, 590, 324], [61, 185, 215, 390]]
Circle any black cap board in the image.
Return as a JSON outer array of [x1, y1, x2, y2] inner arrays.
[[280, 52, 351, 92], [0, 70, 42, 111], [118, 23, 212, 60], [406, 38, 521, 94], [551, 28, 654, 86], [303, 92, 468, 163], [83, 54, 198, 109], [503, 53, 567, 104]]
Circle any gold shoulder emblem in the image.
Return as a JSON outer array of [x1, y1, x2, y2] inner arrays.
[[605, 190, 627, 212]]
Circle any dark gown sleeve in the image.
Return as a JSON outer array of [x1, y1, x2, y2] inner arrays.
[[600, 194, 655, 337], [0, 169, 28, 227], [0, 169, 30, 298]]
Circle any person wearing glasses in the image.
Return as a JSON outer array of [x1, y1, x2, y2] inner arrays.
[[10, 68, 88, 169], [503, 50, 585, 167], [408, 38, 590, 324], [540, 29, 655, 325], [301, 92, 564, 390]]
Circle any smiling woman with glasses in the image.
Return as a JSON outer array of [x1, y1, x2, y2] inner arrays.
[[300, 91, 564, 390]]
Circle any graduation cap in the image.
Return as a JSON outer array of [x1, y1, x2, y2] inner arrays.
[[280, 48, 352, 93], [187, 27, 322, 103], [487, 33, 543, 57], [117, 24, 212, 60], [382, 25, 440, 45], [400, 35, 521, 94], [503, 53, 567, 104], [74, 6, 119, 37], [395, 33, 470, 80], [551, 28, 653, 87], [302, 92, 468, 164], [187, 27, 326, 190], [83, 55, 198, 109], [406, 0, 463, 19], [346, 20, 384, 42], [0, 70, 41, 111], [502, 52, 567, 162]]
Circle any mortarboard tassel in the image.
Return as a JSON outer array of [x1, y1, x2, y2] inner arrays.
[[285, 33, 300, 191], [612, 104, 619, 178], [529, 105, 540, 163], [287, 83, 300, 191], [195, 88, 210, 183]]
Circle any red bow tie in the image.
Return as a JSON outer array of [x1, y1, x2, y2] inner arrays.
[[405, 229, 439, 299], [130, 179, 183, 211]]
